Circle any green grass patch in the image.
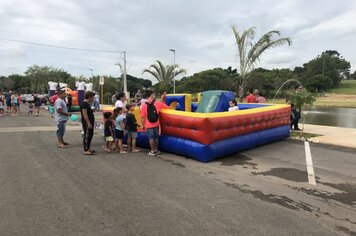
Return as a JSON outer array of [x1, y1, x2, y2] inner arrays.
[[329, 80, 356, 94], [290, 131, 321, 140]]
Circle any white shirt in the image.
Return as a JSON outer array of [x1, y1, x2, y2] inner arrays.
[[228, 106, 239, 112], [115, 100, 126, 118]]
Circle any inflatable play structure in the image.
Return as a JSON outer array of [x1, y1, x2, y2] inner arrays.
[[103, 90, 290, 163], [48, 81, 93, 111]]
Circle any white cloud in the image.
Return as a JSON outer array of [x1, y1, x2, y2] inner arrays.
[[0, 0, 355, 81]]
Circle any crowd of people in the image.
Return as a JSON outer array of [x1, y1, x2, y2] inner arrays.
[[1, 87, 302, 155], [55, 90, 168, 156], [0, 91, 43, 117]]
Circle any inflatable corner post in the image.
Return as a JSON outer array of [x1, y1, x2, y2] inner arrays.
[[48, 81, 58, 96], [85, 83, 93, 91], [165, 94, 192, 111], [59, 83, 67, 92], [76, 82, 86, 106]]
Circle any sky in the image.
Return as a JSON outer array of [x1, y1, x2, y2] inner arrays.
[[0, 0, 356, 83]]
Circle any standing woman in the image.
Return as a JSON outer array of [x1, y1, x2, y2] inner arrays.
[[33, 94, 42, 116], [80, 91, 96, 155], [11, 91, 19, 116]]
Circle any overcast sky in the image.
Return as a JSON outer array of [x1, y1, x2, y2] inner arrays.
[[0, 0, 355, 82]]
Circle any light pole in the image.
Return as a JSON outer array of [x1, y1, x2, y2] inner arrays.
[[169, 49, 176, 94], [115, 51, 128, 97], [122, 51, 127, 94], [89, 68, 94, 84]]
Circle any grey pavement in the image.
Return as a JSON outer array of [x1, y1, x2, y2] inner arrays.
[[0, 106, 355, 236]]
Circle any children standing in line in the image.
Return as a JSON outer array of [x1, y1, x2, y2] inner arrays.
[[103, 112, 114, 153], [114, 107, 127, 154], [125, 104, 140, 152], [28, 102, 34, 116]]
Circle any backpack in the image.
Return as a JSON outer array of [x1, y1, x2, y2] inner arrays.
[[146, 100, 159, 123]]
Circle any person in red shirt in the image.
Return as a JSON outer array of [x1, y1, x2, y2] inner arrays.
[[245, 89, 256, 103], [50, 91, 59, 105], [140, 90, 169, 156]]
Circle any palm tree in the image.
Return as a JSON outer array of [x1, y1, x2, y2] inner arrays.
[[143, 60, 186, 92], [232, 26, 292, 97]]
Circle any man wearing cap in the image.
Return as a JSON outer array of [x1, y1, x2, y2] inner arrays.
[[54, 90, 72, 148]]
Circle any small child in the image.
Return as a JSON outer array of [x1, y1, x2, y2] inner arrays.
[[103, 112, 114, 152], [125, 104, 140, 152], [28, 102, 34, 116], [114, 107, 127, 154], [228, 99, 239, 111], [0, 99, 4, 116]]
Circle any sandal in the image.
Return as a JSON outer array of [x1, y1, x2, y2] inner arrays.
[[63, 142, 70, 146], [57, 145, 68, 149], [83, 151, 94, 155]]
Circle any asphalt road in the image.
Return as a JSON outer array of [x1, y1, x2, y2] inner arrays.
[[0, 106, 355, 236]]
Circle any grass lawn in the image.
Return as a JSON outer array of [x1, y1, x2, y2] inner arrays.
[[290, 131, 321, 141], [268, 80, 356, 108], [329, 80, 356, 94]]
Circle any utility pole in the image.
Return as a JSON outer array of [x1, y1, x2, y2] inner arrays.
[[123, 51, 128, 95], [89, 68, 94, 84], [169, 49, 176, 94]]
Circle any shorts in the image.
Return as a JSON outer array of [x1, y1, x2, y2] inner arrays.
[[146, 126, 159, 140], [56, 121, 67, 137], [35, 102, 41, 107], [115, 129, 124, 139], [105, 136, 114, 142], [6, 102, 11, 107], [128, 132, 137, 139]]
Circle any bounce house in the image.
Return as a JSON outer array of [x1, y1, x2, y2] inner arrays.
[[48, 81, 93, 111], [103, 90, 290, 163]]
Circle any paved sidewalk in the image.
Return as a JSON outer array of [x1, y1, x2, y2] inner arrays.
[[303, 124, 356, 149]]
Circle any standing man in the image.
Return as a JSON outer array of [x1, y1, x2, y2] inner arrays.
[[54, 90, 71, 148], [33, 94, 42, 116], [80, 91, 96, 155], [290, 84, 303, 131], [134, 89, 142, 104], [111, 92, 117, 105], [245, 89, 256, 103], [67, 94, 72, 112], [5, 91, 12, 113], [140, 90, 169, 156], [94, 92, 100, 111]]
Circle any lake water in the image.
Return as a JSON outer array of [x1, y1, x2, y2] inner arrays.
[[304, 107, 356, 128]]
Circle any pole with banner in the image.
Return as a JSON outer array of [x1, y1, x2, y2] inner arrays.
[[99, 76, 104, 104]]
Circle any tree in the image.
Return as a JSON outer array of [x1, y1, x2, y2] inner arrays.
[[247, 68, 293, 97], [176, 68, 237, 93], [24, 65, 75, 93], [305, 74, 333, 93], [301, 50, 351, 87], [231, 26, 291, 96], [143, 60, 186, 93]]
